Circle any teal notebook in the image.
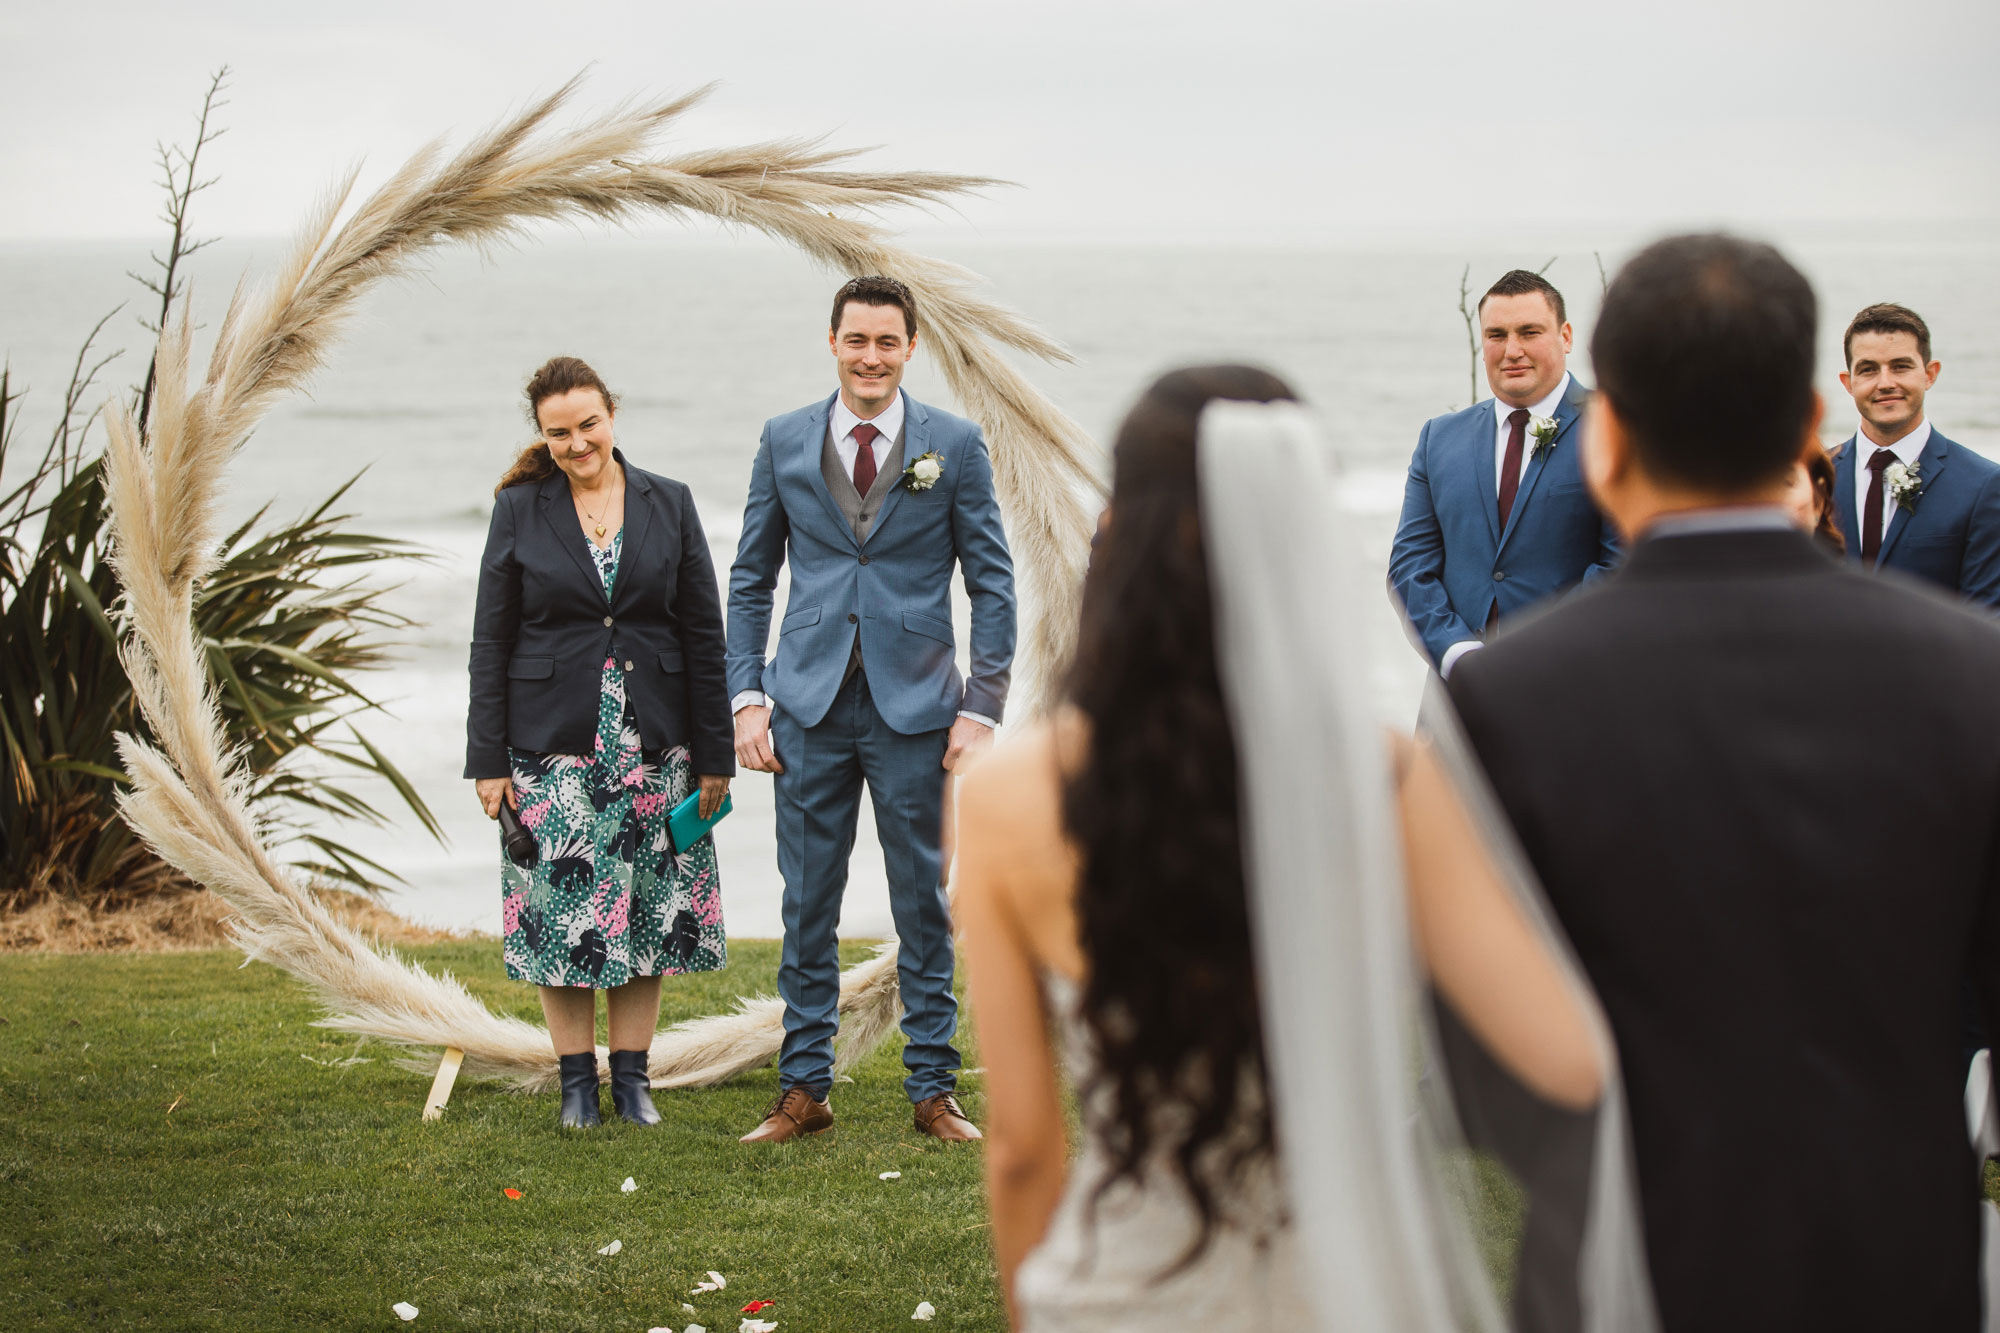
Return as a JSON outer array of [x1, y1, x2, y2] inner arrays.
[[667, 789, 732, 855]]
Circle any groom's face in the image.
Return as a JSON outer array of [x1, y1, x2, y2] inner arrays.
[[831, 301, 917, 417], [1840, 330, 1939, 442], [1481, 292, 1573, 408]]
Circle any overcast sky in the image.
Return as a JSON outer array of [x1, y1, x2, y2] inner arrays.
[[3, 0, 1996, 243]]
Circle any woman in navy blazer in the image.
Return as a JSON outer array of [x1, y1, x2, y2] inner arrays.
[[465, 356, 734, 1128]]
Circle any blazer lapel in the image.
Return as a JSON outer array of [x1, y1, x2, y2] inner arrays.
[[611, 453, 651, 612], [1471, 402, 1500, 544], [862, 395, 922, 548], [802, 392, 859, 551], [1831, 439, 1858, 563], [1877, 430, 1950, 566], [538, 472, 604, 600], [1496, 381, 1584, 555]]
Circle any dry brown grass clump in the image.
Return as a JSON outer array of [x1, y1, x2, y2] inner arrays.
[[0, 887, 463, 954]]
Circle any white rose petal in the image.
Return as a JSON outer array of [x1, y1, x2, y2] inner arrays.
[[688, 1326, 708, 1333], [393, 1302, 420, 1321], [708, 1271, 728, 1290], [914, 458, 942, 482], [597, 1239, 623, 1256], [913, 1301, 937, 1321], [622, 1176, 638, 1193], [878, 1171, 901, 1181], [683, 1304, 698, 1315], [740, 1321, 779, 1333]]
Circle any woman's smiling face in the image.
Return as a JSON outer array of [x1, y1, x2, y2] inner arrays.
[[536, 387, 616, 487]]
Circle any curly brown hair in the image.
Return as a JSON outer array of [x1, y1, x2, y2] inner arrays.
[[493, 356, 620, 495], [1063, 364, 1297, 1270]]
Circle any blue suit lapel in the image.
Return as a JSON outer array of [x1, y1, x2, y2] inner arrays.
[[1471, 403, 1500, 544], [1832, 439, 1858, 563], [1877, 430, 1951, 566], [863, 394, 921, 549], [800, 392, 859, 551], [537, 472, 604, 601], [1496, 379, 1586, 556]]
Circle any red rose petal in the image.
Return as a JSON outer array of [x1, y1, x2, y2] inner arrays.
[[740, 1299, 775, 1313], [503, 1188, 523, 1199]]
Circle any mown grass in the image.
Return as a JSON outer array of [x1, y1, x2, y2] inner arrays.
[[0, 940, 1000, 1332]]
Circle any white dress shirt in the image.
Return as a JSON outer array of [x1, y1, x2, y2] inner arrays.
[[1851, 417, 1931, 551], [733, 389, 995, 730], [1440, 373, 1576, 678]]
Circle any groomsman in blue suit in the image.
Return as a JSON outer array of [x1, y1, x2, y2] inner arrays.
[[728, 276, 1016, 1145], [1831, 303, 2000, 608], [1390, 270, 1618, 674]]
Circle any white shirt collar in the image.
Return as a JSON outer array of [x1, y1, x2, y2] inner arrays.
[[1493, 371, 1573, 428], [1857, 416, 1930, 466], [830, 389, 906, 451]]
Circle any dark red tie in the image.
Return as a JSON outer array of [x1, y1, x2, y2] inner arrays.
[[1862, 447, 1895, 563], [851, 422, 880, 495], [1497, 408, 1529, 529]]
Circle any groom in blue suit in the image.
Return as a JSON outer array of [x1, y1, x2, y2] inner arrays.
[[1830, 302, 2000, 609], [1391, 270, 1618, 674], [728, 275, 1015, 1145]]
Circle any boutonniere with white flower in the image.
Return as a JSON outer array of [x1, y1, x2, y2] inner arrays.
[[1527, 414, 1560, 459], [1885, 460, 1923, 511], [902, 450, 945, 492]]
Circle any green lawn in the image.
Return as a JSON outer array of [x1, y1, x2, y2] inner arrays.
[[0, 940, 1001, 1332]]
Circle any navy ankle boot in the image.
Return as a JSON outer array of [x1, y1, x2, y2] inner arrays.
[[557, 1051, 601, 1128], [608, 1049, 661, 1126]]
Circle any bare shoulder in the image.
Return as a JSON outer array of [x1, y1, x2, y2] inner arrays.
[[956, 711, 1086, 973]]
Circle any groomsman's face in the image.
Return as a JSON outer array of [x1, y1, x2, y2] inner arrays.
[[1840, 330, 1939, 442], [1480, 293, 1573, 408], [831, 302, 917, 418]]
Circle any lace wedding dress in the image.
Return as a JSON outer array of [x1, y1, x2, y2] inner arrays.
[[1011, 973, 1312, 1331]]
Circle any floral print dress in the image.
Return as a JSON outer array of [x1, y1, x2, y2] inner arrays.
[[500, 531, 726, 988]]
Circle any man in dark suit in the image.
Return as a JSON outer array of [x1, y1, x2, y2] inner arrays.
[[1390, 270, 1619, 674], [1830, 302, 2000, 608], [1447, 234, 2000, 1331]]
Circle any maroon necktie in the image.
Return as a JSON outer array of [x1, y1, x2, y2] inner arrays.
[[851, 422, 880, 495], [1862, 447, 1895, 563], [1497, 408, 1529, 529]]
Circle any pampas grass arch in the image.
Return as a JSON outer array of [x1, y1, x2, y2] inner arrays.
[[104, 81, 1098, 1094]]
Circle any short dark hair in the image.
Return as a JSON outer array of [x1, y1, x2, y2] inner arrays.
[[830, 275, 918, 339], [1843, 302, 1932, 367], [1591, 233, 1817, 492], [1478, 269, 1567, 327]]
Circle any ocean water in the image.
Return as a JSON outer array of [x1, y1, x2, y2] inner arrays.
[[5, 228, 1998, 935]]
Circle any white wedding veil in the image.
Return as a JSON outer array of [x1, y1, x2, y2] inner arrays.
[[1196, 398, 1658, 1331]]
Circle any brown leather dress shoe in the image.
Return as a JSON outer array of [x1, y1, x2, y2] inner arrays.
[[740, 1087, 833, 1144], [913, 1092, 982, 1142]]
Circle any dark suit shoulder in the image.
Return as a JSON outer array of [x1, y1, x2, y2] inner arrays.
[[765, 395, 837, 437], [1940, 431, 2000, 479], [1420, 399, 1493, 439]]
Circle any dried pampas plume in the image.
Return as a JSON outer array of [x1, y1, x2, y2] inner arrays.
[[103, 79, 1098, 1092]]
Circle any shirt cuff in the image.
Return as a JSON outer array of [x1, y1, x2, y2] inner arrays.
[[957, 711, 999, 729], [1439, 640, 1484, 678], [731, 691, 772, 715]]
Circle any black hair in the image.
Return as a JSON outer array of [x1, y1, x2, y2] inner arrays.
[[1844, 302, 1932, 367], [1479, 269, 1567, 327]]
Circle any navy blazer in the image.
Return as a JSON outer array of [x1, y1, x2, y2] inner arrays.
[[464, 451, 734, 780], [1389, 376, 1619, 667], [1832, 428, 2000, 611]]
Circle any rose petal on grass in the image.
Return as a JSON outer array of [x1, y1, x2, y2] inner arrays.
[[597, 1239, 623, 1256], [502, 1188, 522, 1200], [740, 1300, 775, 1313], [878, 1171, 901, 1181], [709, 1271, 728, 1289], [621, 1176, 638, 1193], [392, 1302, 419, 1321], [687, 1326, 708, 1333], [912, 1302, 936, 1322], [739, 1321, 778, 1333], [682, 1304, 698, 1315]]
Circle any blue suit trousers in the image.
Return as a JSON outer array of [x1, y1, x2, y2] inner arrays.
[[772, 670, 958, 1102]]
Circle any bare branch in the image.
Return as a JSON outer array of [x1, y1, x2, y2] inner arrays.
[[1457, 263, 1478, 408], [135, 65, 230, 437]]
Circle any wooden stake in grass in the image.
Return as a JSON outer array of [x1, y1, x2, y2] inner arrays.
[[421, 1047, 464, 1121]]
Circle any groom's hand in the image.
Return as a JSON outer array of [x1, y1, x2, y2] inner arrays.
[[734, 705, 784, 774], [943, 716, 994, 772]]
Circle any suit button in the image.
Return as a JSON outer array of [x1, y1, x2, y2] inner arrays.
[[624, 660, 634, 672], [847, 613, 858, 624], [602, 616, 613, 627], [1493, 571, 1507, 582], [859, 555, 871, 565]]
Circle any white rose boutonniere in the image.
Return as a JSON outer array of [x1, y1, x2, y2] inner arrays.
[[903, 450, 945, 492], [1527, 414, 1560, 459], [1885, 460, 1923, 511]]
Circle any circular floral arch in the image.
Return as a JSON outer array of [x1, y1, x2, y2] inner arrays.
[[104, 81, 1098, 1093]]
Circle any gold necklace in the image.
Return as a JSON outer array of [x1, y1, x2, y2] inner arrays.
[[574, 477, 620, 539]]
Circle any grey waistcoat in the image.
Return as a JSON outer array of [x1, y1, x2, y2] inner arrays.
[[821, 422, 906, 679]]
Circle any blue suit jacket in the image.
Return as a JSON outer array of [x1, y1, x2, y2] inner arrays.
[[726, 391, 1017, 734], [1832, 428, 2000, 611], [1389, 377, 1618, 667]]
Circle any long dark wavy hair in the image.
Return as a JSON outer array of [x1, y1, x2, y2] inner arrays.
[[1063, 364, 1298, 1266]]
